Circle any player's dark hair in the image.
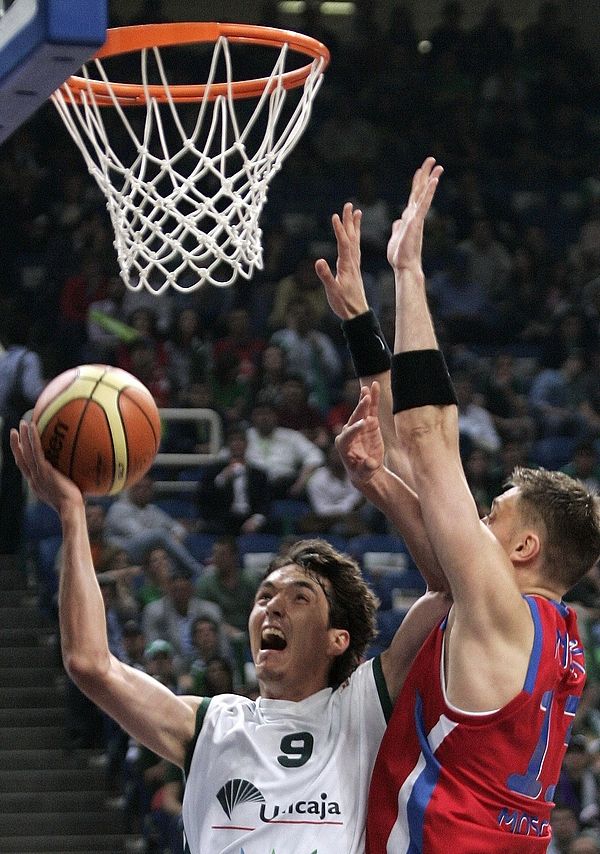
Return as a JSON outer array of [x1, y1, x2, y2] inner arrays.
[[266, 538, 378, 688], [508, 466, 600, 591]]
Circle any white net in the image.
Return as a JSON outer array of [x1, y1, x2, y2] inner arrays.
[[51, 33, 327, 294]]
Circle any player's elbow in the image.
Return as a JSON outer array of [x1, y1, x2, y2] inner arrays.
[[395, 406, 457, 456], [63, 647, 111, 688]]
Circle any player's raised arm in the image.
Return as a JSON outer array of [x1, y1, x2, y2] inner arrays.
[[10, 422, 200, 768], [388, 158, 532, 648], [315, 201, 414, 487]]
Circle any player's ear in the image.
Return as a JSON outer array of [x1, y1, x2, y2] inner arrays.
[[511, 531, 540, 564], [328, 628, 350, 658]]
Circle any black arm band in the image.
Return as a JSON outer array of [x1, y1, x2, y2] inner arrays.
[[391, 349, 458, 413], [341, 309, 392, 377]]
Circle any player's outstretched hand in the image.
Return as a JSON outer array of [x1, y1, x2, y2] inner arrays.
[[315, 202, 369, 320], [11, 421, 83, 513], [387, 156, 443, 275], [335, 381, 385, 486]]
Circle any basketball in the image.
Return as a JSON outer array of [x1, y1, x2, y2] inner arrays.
[[32, 364, 161, 496]]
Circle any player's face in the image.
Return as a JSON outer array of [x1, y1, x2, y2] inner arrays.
[[483, 487, 522, 554], [249, 564, 344, 701]]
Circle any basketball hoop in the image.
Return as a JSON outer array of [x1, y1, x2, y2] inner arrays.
[[51, 23, 330, 294]]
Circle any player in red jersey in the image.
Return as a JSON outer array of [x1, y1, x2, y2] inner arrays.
[[327, 158, 600, 852]]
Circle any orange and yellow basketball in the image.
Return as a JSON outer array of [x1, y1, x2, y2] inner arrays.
[[32, 364, 161, 496]]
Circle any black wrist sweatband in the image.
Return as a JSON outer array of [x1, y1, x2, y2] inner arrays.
[[341, 309, 392, 377], [391, 349, 458, 413]]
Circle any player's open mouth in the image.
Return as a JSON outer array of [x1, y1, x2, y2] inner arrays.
[[261, 627, 287, 651]]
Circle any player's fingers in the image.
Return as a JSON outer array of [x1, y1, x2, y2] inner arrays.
[[331, 212, 351, 249], [336, 417, 367, 449], [353, 208, 362, 242], [13, 422, 37, 481], [314, 258, 336, 289], [342, 202, 354, 228], [9, 427, 27, 473], [418, 172, 442, 216], [345, 389, 370, 426], [411, 156, 437, 205], [421, 155, 437, 177], [369, 380, 381, 415]]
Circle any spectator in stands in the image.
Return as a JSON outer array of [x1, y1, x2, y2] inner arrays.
[[121, 620, 147, 670], [326, 375, 361, 438], [58, 253, 109, 365], [248, 342, 288, 411], [497, 245, 552, 346], [0, 305, 45, 559], [457, 217, 512, 305], [541, 308, 597, 371], [267, 252, 332, 333], [120, 336, 173, 408], [548, 803, 582, 854], [454, 369, 502, 456], [164, 306, 212, 403], [55, 499, 120, 576], [463, 446, 502, 517], [177, 615, 235, 695], [427, 246, 499, 345], [86, 273, 133, 363], [197, 426, 270, 535], [482, 351, 536, 444], [161, 379, 224, 456], [147, 762, 184, 854], [143, 639, 179, 693], [203, 656, 235, 696], [245, 400, 324, 499], [141, 566, 222, 676], [562, 441, 600, 494], [209, 350, 251, 428], [105, 474, 204, 579], [136, 546, 174, 609], [555, 735, 600, 829], [569, 833, 600, 854], [197, 536, 257, 644], [270, 296, 341, 410], [124, 640, 179, 841], [275, 374, 327, 446], [116, 307, 173, 401], [301, 441, 368, 537], [212, 307, 265, 383], [528, 349, 593, 441], [95, 545, 141, 624], [350, 170, 391, 278]]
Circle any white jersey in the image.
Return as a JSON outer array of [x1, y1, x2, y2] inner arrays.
[[182, 657, 389, 854]]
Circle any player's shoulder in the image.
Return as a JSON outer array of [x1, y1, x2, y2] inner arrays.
[[526, 594, 579, 628]]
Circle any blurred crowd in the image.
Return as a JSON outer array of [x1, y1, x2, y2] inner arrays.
[[4, 0, 600, 851]]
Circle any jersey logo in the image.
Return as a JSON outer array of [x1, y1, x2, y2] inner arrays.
[[218, 779, 265, 819], [213, 777, 343, 829]]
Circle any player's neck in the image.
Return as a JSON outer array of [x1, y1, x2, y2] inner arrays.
[[520, 582, 565, 602]]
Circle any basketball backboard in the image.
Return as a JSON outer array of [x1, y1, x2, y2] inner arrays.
[[0, 0, 106, 144]]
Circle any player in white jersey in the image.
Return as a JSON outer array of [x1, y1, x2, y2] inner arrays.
[[11, 427, 450, 854], [10, 204, 452, 853]]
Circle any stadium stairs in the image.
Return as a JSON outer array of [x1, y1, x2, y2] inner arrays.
[[0, 556, 136, 854]]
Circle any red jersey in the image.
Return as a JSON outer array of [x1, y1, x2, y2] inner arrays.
[[367, 596, 585, 853]]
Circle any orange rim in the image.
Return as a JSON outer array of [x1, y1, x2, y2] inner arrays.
[[62, 22, 330, 105]]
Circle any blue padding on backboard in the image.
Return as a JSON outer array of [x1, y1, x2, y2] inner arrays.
[[0, 0, 107, 144]]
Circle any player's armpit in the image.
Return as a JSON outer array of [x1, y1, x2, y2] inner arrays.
[[381, 590, 451, 703]]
